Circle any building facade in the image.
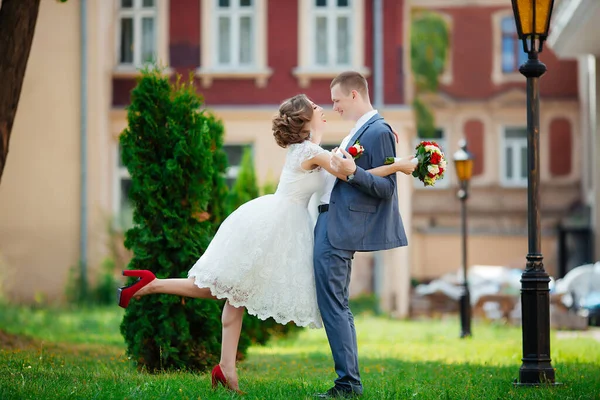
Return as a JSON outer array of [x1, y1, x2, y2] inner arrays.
[[408, 0, 581, 280], [0, 0, 415, 316], [0, 0, 585, 314], [547, 0, 600, 272]]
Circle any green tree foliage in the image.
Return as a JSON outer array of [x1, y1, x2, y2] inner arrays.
[[204, 113, 229, 231], [119, 70, 239, 372], [226, 147, 259, 213], [261, 171, 279, 195], [410, 11, 449, 138]]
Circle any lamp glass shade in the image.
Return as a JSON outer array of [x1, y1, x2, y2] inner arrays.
[[454, 159, 474, 182], [512, 0, 553, 37]]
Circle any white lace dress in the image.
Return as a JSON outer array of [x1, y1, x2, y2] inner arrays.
[[188, 140, 327, 328]]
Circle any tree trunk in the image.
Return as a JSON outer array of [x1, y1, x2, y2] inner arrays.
[[0, 0, 41, 184]]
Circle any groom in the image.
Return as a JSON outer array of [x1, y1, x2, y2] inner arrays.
[[314, 71, 415, 398]]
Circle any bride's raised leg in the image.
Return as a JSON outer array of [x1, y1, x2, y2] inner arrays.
[[136, 277, 218, 299], [216, 301, 245, 392]]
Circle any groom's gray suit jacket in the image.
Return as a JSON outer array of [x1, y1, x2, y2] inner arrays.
[[327, 113, 408, 251]]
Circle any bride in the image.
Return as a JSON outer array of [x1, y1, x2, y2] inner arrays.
[[117, 94, 415, 393]]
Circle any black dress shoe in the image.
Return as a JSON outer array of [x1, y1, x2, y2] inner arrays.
[[314, 387, 362, 398]]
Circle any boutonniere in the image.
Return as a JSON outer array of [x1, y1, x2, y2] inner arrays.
[[348, 140, 364, 160]]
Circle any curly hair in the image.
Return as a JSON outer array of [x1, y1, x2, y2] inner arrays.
[[272, 94, 313, 148]]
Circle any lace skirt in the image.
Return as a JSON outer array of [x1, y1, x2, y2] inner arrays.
[[188, 194, 323, 329]]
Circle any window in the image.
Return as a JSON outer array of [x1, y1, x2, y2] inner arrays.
[[117, 0, 157, 67], [198, 0, 271, 87], [215, 0, 255, 68], [502, 127, 528, 187], [114, 144, 134, 231], [224, 144, 252, 187], [501, 16, 528, 73], [492, 12, 528, 84], [294, 0, 368, 87], [313, 0, 352, 68], [414, 129, 450, 189]]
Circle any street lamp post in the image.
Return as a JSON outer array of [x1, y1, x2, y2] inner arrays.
[[453, 139, 474, 339], [511, 0, 557, 385]]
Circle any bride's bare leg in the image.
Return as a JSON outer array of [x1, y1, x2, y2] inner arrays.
[[136, 278, 218, 299], [219, 301, 245, 390]]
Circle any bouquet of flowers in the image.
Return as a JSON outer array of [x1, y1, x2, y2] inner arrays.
[[385, 141, 447, 187]]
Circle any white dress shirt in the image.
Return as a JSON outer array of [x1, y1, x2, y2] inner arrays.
[[320, 109, 378, 205]]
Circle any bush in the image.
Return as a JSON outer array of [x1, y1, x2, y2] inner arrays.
[[119, 70, 232, 372], [349, 294, 380, 316], [226, 147, 259, 214]]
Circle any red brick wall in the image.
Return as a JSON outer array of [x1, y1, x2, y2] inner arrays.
[[549, 118, 572, 177], [464, 119, 484, 177], [434, 6, 578, 100], [169, 0, 200, 69], [382, 0, 405, 105], [113, 0, 407, 107]]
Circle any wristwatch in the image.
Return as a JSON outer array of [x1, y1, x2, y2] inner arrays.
[[347, 167, 357, 182]]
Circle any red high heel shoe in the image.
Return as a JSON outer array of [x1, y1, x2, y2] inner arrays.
[[117, 270, 156, 308], [211, 364, 245, 394]]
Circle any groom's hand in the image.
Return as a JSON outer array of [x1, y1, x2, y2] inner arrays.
[[330, 147, 357, 176]]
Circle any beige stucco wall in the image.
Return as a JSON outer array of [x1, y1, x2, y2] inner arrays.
[[412, 232, 558, 281], [0, 0, 81, 301]]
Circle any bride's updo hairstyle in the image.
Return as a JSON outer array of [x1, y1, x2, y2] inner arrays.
[[272, 94, 313, 148]]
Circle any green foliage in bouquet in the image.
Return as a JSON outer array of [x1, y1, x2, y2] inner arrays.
[[119, 69, 238, 372], [412, 142, 432, 181]]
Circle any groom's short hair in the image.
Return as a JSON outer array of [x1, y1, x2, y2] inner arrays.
[[330, 71, 369, 98]]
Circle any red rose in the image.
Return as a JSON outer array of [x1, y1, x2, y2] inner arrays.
[[348, 146, 358, 156], [430, 152, 441, 164], [428, 172, 435, 178], [439, 167, 444, 174]]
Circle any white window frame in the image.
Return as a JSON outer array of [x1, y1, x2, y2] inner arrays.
[[112, 144, 134, 231], [294, 0, 369, 88], [116, 0, 157, 67], [114, 0, 171, 76], [223, 143, 254, 187], [214, 0, 255, 69], [198, 0, 271, 87], [492, 10, 527, 85], [413, 129, 450, 189], [312, 0, 353, 69], [500, 126, 528, 187]]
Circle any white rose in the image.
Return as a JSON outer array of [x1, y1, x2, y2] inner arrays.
[[427, 164, 440, 175]]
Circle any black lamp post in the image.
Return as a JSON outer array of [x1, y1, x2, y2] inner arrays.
[[511, 0, 557, 385], [453, 139, 474, 338]]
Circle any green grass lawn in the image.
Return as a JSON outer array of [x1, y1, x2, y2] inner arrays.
[[0, 305, 598, 399]]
